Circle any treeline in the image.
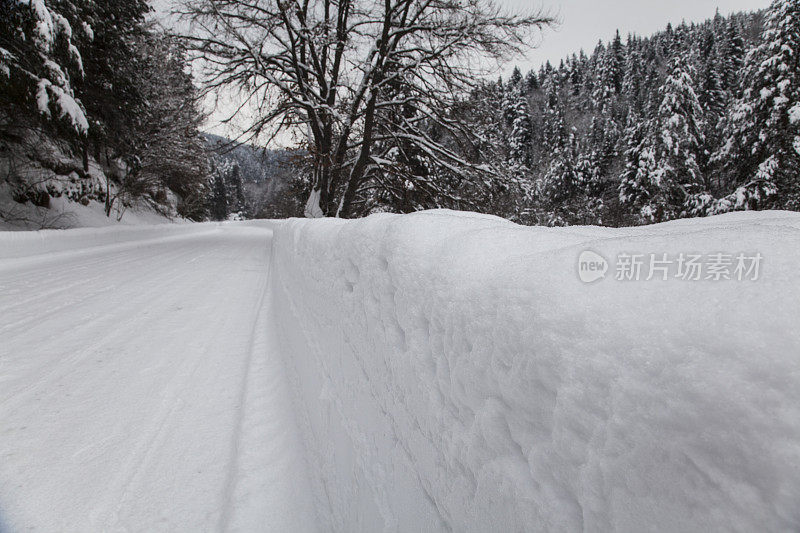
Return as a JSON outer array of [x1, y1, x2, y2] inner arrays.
[[3, 1, 798, 227], [1, 0, 210, 220], [204, 134, 305, 220], [456, 2, 800, 226]]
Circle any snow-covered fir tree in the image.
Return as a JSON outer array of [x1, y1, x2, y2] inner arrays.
[[659, 57, 707, 212], [502, 74, 533, 169], [713, 0, 800, 212], [620, 55, 706, 222], [451, 7, 777, 226], [208, 158, 247, 220], [1, 0, 89, 137], [1, 0, 211, 221]]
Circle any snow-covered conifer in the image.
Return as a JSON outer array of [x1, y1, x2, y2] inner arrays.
[[713, 0, 800, 211], [657, 55, 706, 193], [1, 0, 88, 136]]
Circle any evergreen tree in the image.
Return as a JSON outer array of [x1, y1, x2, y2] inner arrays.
[[574, 150, 606, 224], [622, 37, 644, 111], [538, 132, 605, 225], [227, 163, 247, 217], [714, 0, 800, 211], [0, 0, 89, 138], [657, 55, 706, 195], [524, 70, 538, 92], [62, 0, 151, 158], [503, 80, 533, 168], [542, 77, 568, 152], [567, 53, 582, 96], [133, 29, 210, 220], [723, 19, 746, 96], [697, 29, 727, 119], [210, 161, 229, 221], [619, 56, 706, 223], [539, 138, 579, 225], [508, 66, 523, 88], [619, 120, 660, 223], [610, 30, 624, 94], [591, 42, 614, 110]]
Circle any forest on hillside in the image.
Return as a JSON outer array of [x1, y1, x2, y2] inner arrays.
[[357, 5, 800, 227], [1, 0, 799, 226], [0, 0, 212, 222], [461, 7, 800, 226]]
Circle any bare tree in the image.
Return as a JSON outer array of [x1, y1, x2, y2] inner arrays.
[[180, 0, 551, 217]]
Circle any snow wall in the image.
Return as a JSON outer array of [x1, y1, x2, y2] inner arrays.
[[268, 210, 800, 532]]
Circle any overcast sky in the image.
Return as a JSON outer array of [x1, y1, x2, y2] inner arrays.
[[175, 0, 772, 139], [498, 0, 771, 77]]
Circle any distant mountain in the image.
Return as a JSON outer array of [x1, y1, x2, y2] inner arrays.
[[203, 133, 293, 184], [203, 134, 305, 218]]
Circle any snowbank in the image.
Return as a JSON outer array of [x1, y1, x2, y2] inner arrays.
[[268, 210, 800, 532]]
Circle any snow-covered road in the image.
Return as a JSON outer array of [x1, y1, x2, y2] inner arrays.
[[2, 212, 799, 532], [0, 226, 316, 532]]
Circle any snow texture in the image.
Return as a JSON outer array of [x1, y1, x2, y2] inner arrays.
[[0, 222, 210, 260], [0, 138, 181, 232], [0, 222, 315, 532], [304, 188, 324, 218], [34, 78, 88, 134], [27, 0, 57, 51], [790, 102, 800, 124], [268, 209, 800, 532], [1, 210, 799, 532]]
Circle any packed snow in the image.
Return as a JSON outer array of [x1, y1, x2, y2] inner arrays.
[[1, 210, 799, 531], [0, 222, 315, 532], [268, 209, 800, 532]]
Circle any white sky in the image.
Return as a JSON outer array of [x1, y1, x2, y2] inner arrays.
[[499, 0, 771, 77]]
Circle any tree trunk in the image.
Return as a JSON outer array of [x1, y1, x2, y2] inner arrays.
[[82, 139, 89, 172], [105, 175, 113, 217]]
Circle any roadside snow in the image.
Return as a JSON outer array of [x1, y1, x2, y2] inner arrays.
[[0, 187, 181, 232], [269, 209, 800, 532], [2, 211, 799, 532]]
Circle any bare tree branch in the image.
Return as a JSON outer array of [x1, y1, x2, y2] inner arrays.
[[177, 0, 553, 216]]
